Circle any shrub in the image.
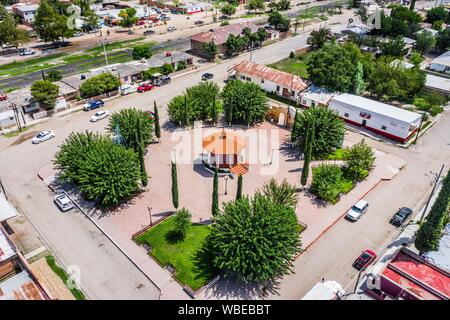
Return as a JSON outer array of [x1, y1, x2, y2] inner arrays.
[[46, 70, 63, 82], [132, 44, 152, 60], [311, 164, 344, 203], [160, 63, 174, 75], [173, 208, 192, 238], [344, 139, 375, 181], [79, 73, 120, 98]]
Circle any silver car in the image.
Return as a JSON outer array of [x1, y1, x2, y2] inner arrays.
[[54, 194, 74, 212], [32, 130, 55, 144]]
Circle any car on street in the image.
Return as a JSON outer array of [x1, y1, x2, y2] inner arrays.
[[137, 20, 146, 25], [83, 99, 104, 111], [161, 16, 171, 21], [345, 199, 369, 222], [155, 75, 171, 86], [202, 72, 214, 80], [90, 110, 110, 122], [19, 48, 35, 56], [137, 82, 155, 92], [352, 250, 377, 271], [194, 20, 204, 25], [54, 193, 75, 212], [32, 130, 55, 144], [167, 26, 176, 32], [144, 29, 155, 36], [389, 207, 413, 227]]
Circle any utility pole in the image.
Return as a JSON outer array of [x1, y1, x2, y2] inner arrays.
[[102, 37, 109, 67], [0, 175, 7, 199], [419, 164, 445, 223], [413, 112, 425, 144], [303, 4, 308, 30], [249, 40, 254, 62]]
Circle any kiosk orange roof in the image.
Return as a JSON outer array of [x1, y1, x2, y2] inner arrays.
[[202, 131, 245, 155]]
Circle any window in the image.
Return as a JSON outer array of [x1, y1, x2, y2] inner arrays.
[[344, 113, 349, 118], [381, 125, 387, 130], [359, 112, 371, 119], [246, 77, 251, 81], [261, 79, 264, 84], [276, 85, 280, 91], [240, 75, 245, 80]]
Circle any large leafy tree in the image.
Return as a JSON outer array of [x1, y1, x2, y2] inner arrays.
[[54, 132, 141, 207], [132, 44, 152, 60], [435, 29, 450, 53], [291, 107, 345, 157], [426, 6, 450, 24], [0, 5, 29, 50], [415, 169, 450, 253], [34, 0, 70, 43], [168, 82, 221, 126], [415, 30, 436, 56], [31, 80, 59, 110], [119, 7, 138, 30], [222, 80, 268, 126], [79, 73, 120, 98], [220, 3, 236, 17], [204, 193, 301, 283], [202, 41, 218, 61], [311, 164, 344, 202], [300, 122, 314, 186], [268, 11, 290, 31], [379, 36, 407, 57], [173, 208, 192, 239], [108, 108, 154, 148], [246, 0, 265, 13], [344, 139, 375, 181], [260, 178, 298, 209], [307, 27, 333, 49]]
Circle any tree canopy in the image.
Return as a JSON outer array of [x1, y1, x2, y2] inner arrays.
[[54, 132, 141, 207], [33, 0, 71, 43], [79, 73, 121, 98], [291, 107, 345, 157], [307, 27, 333, 49], [118, 7, 138, 30], [268, 11, 290, 31], [0, 5, 29, 49], [31, 80, 59, 110], [344, 139, 375, 181], [222, 80, 268, 126], [204, 193, 301, 283]]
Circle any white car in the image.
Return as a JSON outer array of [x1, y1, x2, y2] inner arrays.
[[19, 49, 35, 56], [54, 193, 74, 212], [90, 110, 110, 122], [32, 130, 55, 144], [346, 199, 369, 222], [167, 26, 176, 32]]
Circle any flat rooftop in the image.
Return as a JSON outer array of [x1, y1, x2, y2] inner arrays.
[[330, 94, 421, 124], [0, 229, 16, 263], [0, 271, 47, 300]]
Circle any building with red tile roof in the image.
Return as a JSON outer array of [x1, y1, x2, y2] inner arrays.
[[232, 61, 309, 102]]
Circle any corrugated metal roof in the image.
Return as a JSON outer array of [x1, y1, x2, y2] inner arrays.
[[0, 228, 16, 263], [190, 21, 260, 45], [425, 74, 450, 93], [234, 61, 308, 92], [330, 94, 421, 124], [0, 192, 18, 223], [0, 271, 46, 300]]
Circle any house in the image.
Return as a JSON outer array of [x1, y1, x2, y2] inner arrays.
[[329, 94, 422, 143], [341, 25, 370, 37], [0, 110, 17, 132], [299, 85, 335, 108], [147, 51, 194, 70], [13, 4, 39, 26], [424, 74, 450, 97], [190, 21, 261, 58], [427, 51, 450, 74], [232, 61, 309, 102], [366, 248, 450, 300], [0, 225, 51, 300], [179, 3, 205, 14]]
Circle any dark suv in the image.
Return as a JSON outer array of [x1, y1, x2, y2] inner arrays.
[[155, 75, 171, 86], [389, 207, 413, 227]]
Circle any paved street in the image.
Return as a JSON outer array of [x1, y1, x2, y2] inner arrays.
[[0, 7, 448, 300]]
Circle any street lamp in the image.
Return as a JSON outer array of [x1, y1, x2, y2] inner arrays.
[[147, 206, 153, 226], [224, 176, 229, 195]]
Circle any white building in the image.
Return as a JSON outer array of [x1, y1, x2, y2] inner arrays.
[[13, 4, 39, 25], [302, 281, 345, 300], [0, 110, 16, 133], [329, 94, 422, 143], [428, 51, 450, 75], [180, 3, 205, 14], [233, 61, 309, 102], [299, 85, 335, 108], [424, 74, 450, 97]]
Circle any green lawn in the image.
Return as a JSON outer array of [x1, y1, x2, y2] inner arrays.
[[135, 217, 212, 291], [85, 37, 147, 54], [323, 148, 350, 161], [45, 255, 86, 300], [0, 53, 65, 77], [268, 51, 312, 79]]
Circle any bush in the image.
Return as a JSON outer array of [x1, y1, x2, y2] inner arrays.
[[46, 70, 63, 82], [173, 208, 192, 238], [344, 139, 375, 181], [177, 60, 187, 71], [160, 63, 174, 75], [79, 73, 120, 98], [54, 132, 141, 207], [311, 164, 344, 203], [132, 44, 152, 60], [31, 80, 59, 110]]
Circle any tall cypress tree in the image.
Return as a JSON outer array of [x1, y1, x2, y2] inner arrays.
[[212, 166, 219, 216], [153, 101, 161, 142], [184, 94, 189, 127], [171, 161, 179, 209], [301, 123, 314, 186], [211, 92, 217, 125], [136, 118, 148, 186], [236, 174, 243, 200]]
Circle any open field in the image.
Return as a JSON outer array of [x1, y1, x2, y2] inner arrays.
[[268, 51, 312, 78]]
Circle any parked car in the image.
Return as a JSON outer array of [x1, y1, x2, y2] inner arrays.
[[0, 93, 7, 101], [345, 199, 369, 222], [137, 20, 146, 26], [155, 75, 171, 86], [161, 16, 171, 21], [137, 82, 155, 92], [90, 110, 110, 122], [194, 20, 204, 25], [54, 193, 74, 212], [389, 207, 413, 227], [83, 100, 105, 111], [202, 72, 214, 80], [167, 26, 176, 32], [32, 130, 55, 144], [162, 8, 170, 13], [73, 32, 85, 37], [19, 48, 35, 56], [352, 250, 377, 271], [144, 29, 155, 36]]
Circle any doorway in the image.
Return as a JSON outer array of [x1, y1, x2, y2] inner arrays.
[[362, 119, 367, 127]]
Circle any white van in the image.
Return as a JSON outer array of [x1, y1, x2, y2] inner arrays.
[[120, 84, 137, 95]]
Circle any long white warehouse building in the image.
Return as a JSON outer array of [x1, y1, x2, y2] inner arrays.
[[329, 94, 422, 143]]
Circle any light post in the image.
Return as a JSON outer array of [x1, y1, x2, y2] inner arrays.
[[101, 37, 109, 67], [419, 164, 445, 223], [224, 176, 229, 195], [147, 206, 153, 226]]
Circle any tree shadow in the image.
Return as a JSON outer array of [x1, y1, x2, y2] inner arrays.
[[193, 163, 214, 177], [165, 229, 185, 244], [280, 136, 302, 161]]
